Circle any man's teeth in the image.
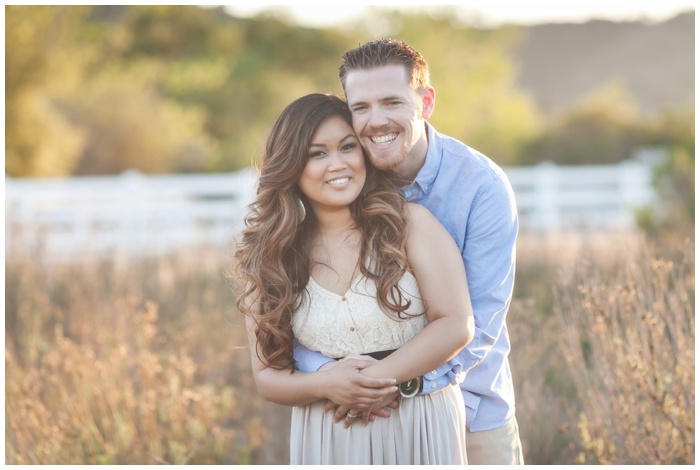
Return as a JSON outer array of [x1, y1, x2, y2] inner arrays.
[[371, 134, 397, 144], [327, 177, 349, 185]]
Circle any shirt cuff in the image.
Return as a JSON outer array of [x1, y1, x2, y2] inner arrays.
[[419, 364, 465, 395]]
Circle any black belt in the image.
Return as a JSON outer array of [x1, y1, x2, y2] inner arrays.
[[333, 349, 396, 361], [366, 349, 396, 360]]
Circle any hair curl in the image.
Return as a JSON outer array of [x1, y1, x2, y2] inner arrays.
[[233, 93, 415, 369]]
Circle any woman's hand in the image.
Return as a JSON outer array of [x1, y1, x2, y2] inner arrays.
[[320, 354, 400, 427], [316, 357, 397, 411]]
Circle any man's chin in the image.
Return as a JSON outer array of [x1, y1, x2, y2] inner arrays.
[[368, 154, 403, 171]]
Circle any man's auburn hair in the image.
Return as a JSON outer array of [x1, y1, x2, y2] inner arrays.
[[339, 38, 431, 92]]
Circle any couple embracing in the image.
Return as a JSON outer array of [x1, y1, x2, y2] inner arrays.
[[234, 38, 523, 465]]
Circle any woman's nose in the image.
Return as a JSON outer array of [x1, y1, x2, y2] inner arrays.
[[327, 151, 347, 170]]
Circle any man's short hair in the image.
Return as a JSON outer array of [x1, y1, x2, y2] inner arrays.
[[339, 38, 431, 93]]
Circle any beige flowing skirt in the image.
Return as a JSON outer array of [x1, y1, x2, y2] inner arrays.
[[290, 383, 467, 465]]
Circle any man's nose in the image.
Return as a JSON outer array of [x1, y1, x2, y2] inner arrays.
[[367, 107, 389, 128]]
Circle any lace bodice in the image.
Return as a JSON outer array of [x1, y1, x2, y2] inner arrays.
[[292, 272, 428, 358]]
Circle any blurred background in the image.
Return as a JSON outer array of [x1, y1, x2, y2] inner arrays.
[[4, 4, 695, 465]]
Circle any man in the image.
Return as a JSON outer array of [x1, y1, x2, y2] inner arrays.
[[294, 38, 523, 465]]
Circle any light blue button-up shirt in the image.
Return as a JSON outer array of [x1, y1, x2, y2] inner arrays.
[[294, 122, 519, 432]]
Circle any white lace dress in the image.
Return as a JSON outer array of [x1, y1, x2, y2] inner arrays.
[[290, 272, 467, 465]]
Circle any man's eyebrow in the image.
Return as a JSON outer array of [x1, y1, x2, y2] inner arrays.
[[349, 95, 403, 107], [348, 100, 367, 107]]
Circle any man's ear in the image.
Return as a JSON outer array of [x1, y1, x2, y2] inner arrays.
[[420, 87, 436, 119]]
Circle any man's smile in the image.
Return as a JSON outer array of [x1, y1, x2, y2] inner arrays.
[[369, 133, 398, 146]]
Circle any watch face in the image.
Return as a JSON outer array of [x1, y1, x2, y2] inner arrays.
[[399, 378, 420, 398]]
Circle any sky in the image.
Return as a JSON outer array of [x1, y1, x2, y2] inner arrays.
[[224, 2, 696, 28]]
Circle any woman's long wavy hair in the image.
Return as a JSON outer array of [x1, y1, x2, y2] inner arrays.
[[234, 93, 414, 369]]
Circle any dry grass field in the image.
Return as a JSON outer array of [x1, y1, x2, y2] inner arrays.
[[5, 228, 694, 464]]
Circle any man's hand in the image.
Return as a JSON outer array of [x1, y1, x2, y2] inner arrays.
[[331, 391, 400, 427]]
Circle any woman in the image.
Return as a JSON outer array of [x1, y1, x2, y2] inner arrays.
[[234, 93, 474, 464]]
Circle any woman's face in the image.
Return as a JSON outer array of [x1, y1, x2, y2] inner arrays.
[[297, 115, 366, 215]]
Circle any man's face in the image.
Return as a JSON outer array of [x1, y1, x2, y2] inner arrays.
[[344, 65, 434, 176]]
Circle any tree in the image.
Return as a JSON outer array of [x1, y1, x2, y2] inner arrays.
[[517, 81, 643, 165], [5, 6, 91, 176]]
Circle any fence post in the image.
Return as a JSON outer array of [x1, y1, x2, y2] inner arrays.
[[5, 174, 14, 253], [120, 169, 147, 255], [535, 161, 558, 231], [617, 159, 657, 228]]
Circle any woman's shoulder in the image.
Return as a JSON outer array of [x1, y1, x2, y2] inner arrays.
[[405, 202, 439, 227], [404, 203, 449, 249]]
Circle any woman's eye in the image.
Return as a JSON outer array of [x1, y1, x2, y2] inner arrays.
[[341, 143, 357, 152], [309, 151, 325, 158]]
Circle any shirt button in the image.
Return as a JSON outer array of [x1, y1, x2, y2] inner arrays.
[[431, 383, 437, 389], [350, 327, 355, 332], [341, 297, 346, 302], [431, 370, 437, 375]]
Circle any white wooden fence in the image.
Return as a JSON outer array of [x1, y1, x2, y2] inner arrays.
[[507, 159, 658, 230], [5, 159, 660, 260]]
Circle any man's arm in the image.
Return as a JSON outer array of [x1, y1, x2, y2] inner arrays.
[[293, 339, 336, 372], [419, 175, 518, 394]]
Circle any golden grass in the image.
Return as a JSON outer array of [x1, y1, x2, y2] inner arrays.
[[5, 247, 268, 464], [508, 229, 694, 465], [5, 229, 694, 464], [554, 235, 694, 464]]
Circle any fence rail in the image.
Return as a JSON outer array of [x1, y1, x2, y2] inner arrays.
[[5, 159, 660, 260]]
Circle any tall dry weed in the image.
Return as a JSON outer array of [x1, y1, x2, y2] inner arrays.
[[6, 229, 694, 464], [5, 248, 267, 464], [509, 231, 642, 463], [554, 235, 694, 464]]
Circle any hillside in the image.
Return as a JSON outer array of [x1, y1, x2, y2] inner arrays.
[[512, 11, 694, 115]]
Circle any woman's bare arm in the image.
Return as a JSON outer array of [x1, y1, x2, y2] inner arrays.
[[244, 311, 398, 408], [359, 203, 475, 382]]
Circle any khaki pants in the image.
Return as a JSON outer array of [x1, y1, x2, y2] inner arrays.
[[465, 416, 524, 465]]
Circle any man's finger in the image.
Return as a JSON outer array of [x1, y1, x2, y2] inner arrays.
[[361, 409, 372, 427], [333, 405, 351, 423], [323, 399, 339, 414], [371, 407, 391, 419], [386, 399, 400, 409]]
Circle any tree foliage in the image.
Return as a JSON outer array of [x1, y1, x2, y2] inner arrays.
[[6, 6, 91, 176], [5, 6, 694, 176]]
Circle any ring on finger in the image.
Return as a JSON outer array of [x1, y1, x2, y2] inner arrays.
[[347, 412, 359, 419]]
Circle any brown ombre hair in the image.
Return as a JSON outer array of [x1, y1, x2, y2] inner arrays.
[[234, 93, 414, 369]]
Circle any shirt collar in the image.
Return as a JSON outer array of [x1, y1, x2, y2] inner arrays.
[[406, 121, 441, 194]]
